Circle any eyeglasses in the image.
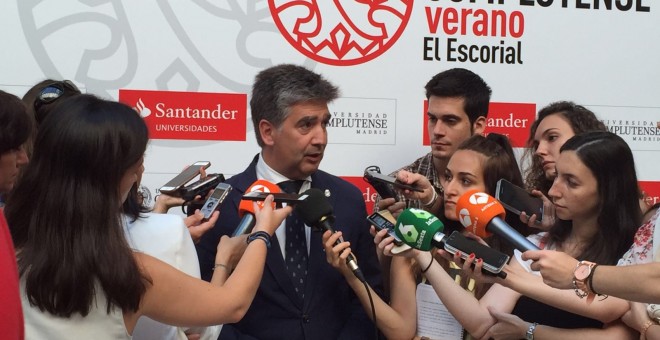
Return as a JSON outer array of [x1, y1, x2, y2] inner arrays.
[[33, 80, 80, 123]]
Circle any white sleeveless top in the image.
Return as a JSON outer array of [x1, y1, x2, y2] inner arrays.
[[22, 281, 130, 340]]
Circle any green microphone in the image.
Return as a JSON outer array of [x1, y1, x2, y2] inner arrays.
[[394, 208, 447, 251]]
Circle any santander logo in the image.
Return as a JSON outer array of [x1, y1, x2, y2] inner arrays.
[[269, 0, 414, 66], [135, 98, 152, 118]]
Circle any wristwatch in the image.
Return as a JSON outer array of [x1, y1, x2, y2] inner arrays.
[[573, 260, 596, 298], [526, 322, 538, 340]]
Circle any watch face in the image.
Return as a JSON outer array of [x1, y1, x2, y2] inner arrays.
[[575, 264, 592, 280]]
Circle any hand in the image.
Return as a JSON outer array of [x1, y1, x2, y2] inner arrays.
[[377, 198, 405, 219], [215, 234, 249, 271], [481, 306, 530, 340], [519, 190, 555, 231], [370, 226, 417, 259], [153, 193, 186, 213], [395, 170, 434, 203], [323, 230, 355, 278], [445, 248, 500, 285], [184, 210, 219, 243], [252, 194, 292, 235], [522, 250, 577, 289], [622, 301, 653, 334]]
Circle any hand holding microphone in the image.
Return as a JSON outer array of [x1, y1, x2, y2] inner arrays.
[[295, 188, 366, 282], [394, 208, 509, 278], [232, 180, 281, 236], [455, 190, 539, 252]]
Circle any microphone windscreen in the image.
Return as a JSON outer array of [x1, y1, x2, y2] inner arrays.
[[294, 188, 333, 226], [394, 208, 444, 251], [455, 190, 506, 238], [238, 179, 281, 217]]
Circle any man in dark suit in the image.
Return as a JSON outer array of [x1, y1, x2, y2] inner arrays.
[[196, 64, 382, 339]]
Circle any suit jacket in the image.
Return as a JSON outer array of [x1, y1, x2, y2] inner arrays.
[[196, 155, 382, 340]]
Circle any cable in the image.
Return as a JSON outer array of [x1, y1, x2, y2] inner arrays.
[[361, 280, 379, 340]]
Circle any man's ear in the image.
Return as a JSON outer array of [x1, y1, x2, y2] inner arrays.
[[259, 119, 276, 146], [472, 116, 487, 136]]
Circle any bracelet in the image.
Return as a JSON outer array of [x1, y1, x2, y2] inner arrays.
[[587, 264, 608, 300], [641, 320, 656, 338], [421, 255, 434, 274], [247, 231, 271, 248], [525, 322, 538, 340], [213, 263, 230, 271], [422, 189, 438, 207]]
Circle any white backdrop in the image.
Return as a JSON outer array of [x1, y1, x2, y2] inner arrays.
[[2, 1, 658, 211]]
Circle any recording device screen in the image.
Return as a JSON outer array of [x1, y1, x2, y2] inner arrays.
[[242, 191, 307, 204], [443, 231, 509, 276], [200, 182, 232, 220], [364, 170, 423, 193], [366, 212, 404, 246], [495, 179, 544, 218], [159, 161, 211, 194]]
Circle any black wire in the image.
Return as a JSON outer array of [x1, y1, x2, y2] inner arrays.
[[361, 280, 379, 340]]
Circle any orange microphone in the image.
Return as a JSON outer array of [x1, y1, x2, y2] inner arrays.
[[232, 179, 281, 236], [456, 190, 539, 252]]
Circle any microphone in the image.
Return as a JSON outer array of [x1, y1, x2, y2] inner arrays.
[[231, 179, 281, 237], [294, 188, 366, 283], [455, 190, 539, 252], [394, 208, 447, 251]]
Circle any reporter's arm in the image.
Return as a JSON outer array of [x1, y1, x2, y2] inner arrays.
[[591, 263, 660, 304], [483, 308, 635, 340], [323, 231, 417, 340], [500, 257, 629, 323]]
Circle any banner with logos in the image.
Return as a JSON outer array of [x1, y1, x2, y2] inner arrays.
[[2, 1, 658, 212]]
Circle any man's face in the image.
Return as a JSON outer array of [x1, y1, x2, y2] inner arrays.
[[0, 146, 29, 194], [261, 100, 330, 180], [427, 96, 484, 161]]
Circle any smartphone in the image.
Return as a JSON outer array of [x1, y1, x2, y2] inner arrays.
[[495, 179, 544, 218], [366, 210, 411, 254], [200, 182, 232, 220], [179, 173, 225, 201], [363, 166, 399, 201], [159, 161, 211, 194], [364, 169, 424, 193], [443, 231, 509, 276], [241, 191, 307, 204]]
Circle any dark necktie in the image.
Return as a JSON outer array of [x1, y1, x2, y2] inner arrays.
[[278, 180, 307, 299]]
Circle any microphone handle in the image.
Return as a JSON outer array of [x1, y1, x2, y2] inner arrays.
[[232, 214, 256, 237], [488, 218, 539, 252]]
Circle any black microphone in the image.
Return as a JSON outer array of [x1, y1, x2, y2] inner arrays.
[[295, 188, 366, 283]]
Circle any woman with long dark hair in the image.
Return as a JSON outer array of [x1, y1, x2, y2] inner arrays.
[[6, 94, 290, 339]]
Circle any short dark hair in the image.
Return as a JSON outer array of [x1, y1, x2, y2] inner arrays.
[[7, 94, 149, 317], [0, 90, 31, 155], [548, 131, 640, 265], [424, 68, 492, 123], [523, 101, 607, 194], [250, 64, 339, 147]]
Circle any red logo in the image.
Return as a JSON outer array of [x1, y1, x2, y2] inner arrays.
[[269, 1, 414, 66], [119, 89, 247, 141], [342, 176, 376, 214], [640, 181, 660, 207], [423, 101, 536, 147]]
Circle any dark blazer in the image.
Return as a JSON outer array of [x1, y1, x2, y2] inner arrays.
[[196, 155, 382, 340]]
